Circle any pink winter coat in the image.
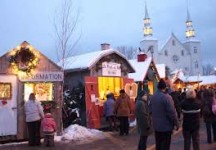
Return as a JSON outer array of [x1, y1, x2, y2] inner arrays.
[[41, 113, 57, 133]]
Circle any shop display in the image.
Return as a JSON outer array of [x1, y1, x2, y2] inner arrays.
[[24, 82, 53, 101], [0, 83, 12, 100]]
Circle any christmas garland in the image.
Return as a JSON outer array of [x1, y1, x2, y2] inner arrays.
[[9, 47, 39, 74]]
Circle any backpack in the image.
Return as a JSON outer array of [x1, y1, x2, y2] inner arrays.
[[212, 100, 216, 115]]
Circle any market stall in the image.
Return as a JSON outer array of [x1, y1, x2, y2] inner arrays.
[[128, 53, 160, 95], [0, 41, 63, 141], [62, 43, 136, 128]]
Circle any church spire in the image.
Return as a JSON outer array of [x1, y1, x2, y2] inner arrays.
[[143, 0, 152, 37], [185, 0, 195, 39]]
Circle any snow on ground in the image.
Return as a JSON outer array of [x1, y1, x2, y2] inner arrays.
[[130, 119, 136, 127], [55, 124, 106, 144], [0, 124, 106, 146]]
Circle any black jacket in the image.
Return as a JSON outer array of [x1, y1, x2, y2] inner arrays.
[[181, 98, 201, 131]]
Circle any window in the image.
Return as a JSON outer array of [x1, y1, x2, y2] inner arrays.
[[195, 61, 198, 68], [24, 82, 54, 101], [185, 67, 188, 71], [164, 50, 168, 56], [172, 40, 175, 46], [0, 83, 12, 100], [181, 50, 184, 56], [172, 55, 179, 63], [194, 47, 197, 53]]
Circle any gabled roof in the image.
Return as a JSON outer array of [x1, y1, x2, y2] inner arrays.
[[128, 57, 159, 82], [59, 49, 135, 72], [0, 41, 62, 70], [159, 33, 187, 52], [155, 64, 166, 79], [174, 75, 216, 85]]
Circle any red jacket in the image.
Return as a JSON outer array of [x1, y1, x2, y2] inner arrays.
[[41, 113, 57, 133]]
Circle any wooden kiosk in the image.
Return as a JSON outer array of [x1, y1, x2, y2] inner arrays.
[[0, 41, 63, 141], [63, 43, 136, 129]]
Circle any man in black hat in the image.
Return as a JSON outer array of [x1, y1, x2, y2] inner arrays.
[[149, 79, 179, 150]]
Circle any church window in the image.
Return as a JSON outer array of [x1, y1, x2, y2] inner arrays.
[[164, 50, 168, 56], [195, 61, 198, 68], [181, 50, 184, 56], [172, 40, 175, 46], [172, 55, 179, 63], [194, 47, 197, 53]]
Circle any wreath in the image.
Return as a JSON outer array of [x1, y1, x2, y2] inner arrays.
[[9, 47, 39, 74]]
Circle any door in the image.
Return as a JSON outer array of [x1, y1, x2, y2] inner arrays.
[[84, 76, 100, 128], [0, 75, 18, 136]]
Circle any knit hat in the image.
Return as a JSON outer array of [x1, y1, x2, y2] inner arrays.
[[138, 90, 147, 97], [157, 79, 167, 89]]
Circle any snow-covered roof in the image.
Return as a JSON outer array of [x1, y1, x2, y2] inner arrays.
[[128, 57, 152, 82], [140, 37, 158, 42], [177, 75, 216, 85], [159, 33, 186, 53], [59, 49, 135, 72], [199, 75, 216, 85], [155, 64, 166, 79]]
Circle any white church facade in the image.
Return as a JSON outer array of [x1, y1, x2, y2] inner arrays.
[[140, 2, 202, 76]]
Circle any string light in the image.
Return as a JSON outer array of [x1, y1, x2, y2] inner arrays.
[[9, 46, 39, 75]]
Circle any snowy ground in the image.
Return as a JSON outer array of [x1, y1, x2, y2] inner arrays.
[[0, 124, 106, 146]]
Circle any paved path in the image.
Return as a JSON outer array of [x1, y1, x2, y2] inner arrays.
[[1, 120, 216, 150]]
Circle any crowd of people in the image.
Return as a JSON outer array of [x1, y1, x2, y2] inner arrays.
[[104, 79, 216, 150], [23, 80, 216, 150]]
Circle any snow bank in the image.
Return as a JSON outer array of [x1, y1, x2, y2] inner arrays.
[[56, 124, 105, 143], [130, 119, 136, 127]]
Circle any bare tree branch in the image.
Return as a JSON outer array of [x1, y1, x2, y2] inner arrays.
[[202, 64, 214, 75], [116, 46, 137, 59], [54, 0, 80, 69]]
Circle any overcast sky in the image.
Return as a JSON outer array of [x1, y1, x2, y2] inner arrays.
[[0, 0, 216, 66]]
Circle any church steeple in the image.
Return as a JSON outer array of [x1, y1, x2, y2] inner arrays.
[[143, 0, 152, 37], [185, 0, 195, 39]]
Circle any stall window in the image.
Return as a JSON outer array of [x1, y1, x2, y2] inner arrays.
[[0, 83, 12, 100], [98, 77, 123, 100], [24, 82, 54, 101]]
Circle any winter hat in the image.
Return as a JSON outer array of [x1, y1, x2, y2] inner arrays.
[[157, 79, 167, 89], [120, 89, 125, 94], [138, 90, 147, 97]]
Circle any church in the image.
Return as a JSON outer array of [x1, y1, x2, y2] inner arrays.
[[140, 2, 202, 76]]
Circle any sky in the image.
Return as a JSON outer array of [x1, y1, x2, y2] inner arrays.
[[0, 0, 216, 66]]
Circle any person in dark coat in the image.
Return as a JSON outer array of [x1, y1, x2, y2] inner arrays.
[[149, 79, 179, 150], [104, 93, 117, 131], [202, 89, 216, 143], [170, 88, 182, 120], [135, 90, 153, 150], [114, 89, 132, 136], [181, 89, 201, 150]]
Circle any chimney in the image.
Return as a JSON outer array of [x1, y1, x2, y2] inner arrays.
[[101, 43, 110, 50], [137, 53, 147, 62]]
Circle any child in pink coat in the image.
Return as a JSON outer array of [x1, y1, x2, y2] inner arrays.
[[41, 113, 57, 146]]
